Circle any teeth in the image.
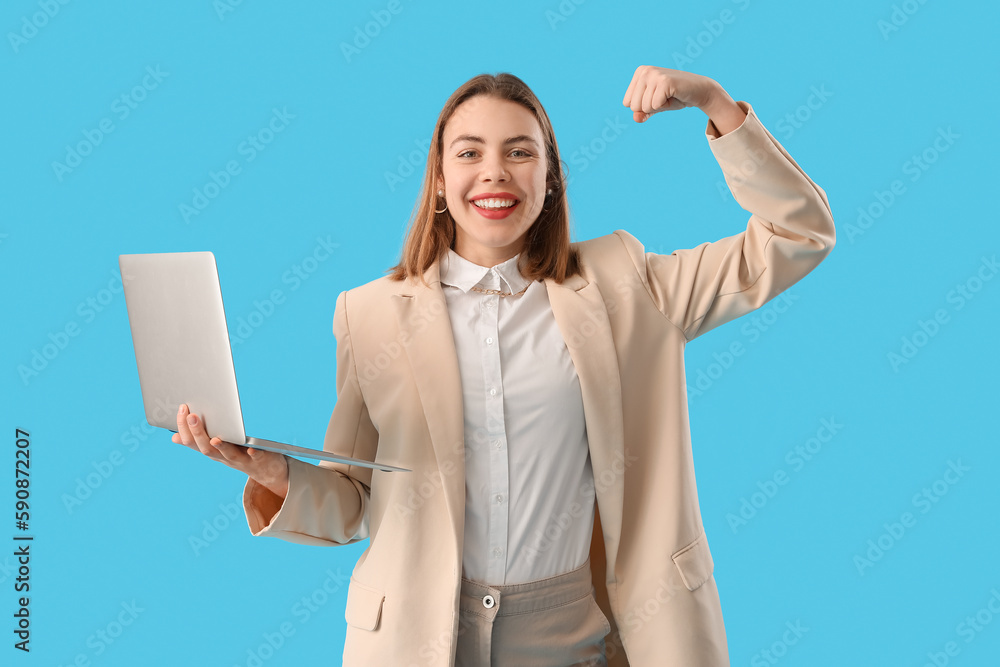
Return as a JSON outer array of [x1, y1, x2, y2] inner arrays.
[[473, 198, 516, 209]]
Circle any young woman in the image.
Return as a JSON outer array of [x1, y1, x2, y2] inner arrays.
[[173, 66, 835, 666]]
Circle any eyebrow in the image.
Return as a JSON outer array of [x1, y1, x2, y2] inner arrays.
[[448, 134, 540, 149]]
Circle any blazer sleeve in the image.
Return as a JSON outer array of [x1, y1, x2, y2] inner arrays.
[[616, 100, 836, 341], [241, 289, 377, 546]]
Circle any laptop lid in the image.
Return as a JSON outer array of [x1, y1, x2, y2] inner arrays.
[[120, 251, 248, 443], [118, 251, 409, 473]]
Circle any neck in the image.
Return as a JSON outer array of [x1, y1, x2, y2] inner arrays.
[[453, 245, 521, 269]]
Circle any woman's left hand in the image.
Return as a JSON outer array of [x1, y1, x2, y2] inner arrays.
[[622, 66, 720, 123]]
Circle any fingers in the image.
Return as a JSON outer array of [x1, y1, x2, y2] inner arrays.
[[171, 405, 287, 492], [641, 80, 659, 116], [624, 72, 658, 123], [623, 68, 646, 112], [624, 66, 658, 109], [175, 404, 198, 451], [177, 404, 214, 454], [175, 404, 224, 460], [219, 445, 289, 495], [212, 439, 252, 465], [622, 66, 642, 107], [623, 65, 694, 122]]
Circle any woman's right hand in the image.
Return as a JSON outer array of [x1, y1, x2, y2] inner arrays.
[[173, 403, 289, 498]]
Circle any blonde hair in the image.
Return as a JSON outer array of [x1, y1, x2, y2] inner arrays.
[[386, 72, 581, 285]]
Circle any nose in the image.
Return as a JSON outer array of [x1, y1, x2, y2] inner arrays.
[[479, 153, 509, 182]]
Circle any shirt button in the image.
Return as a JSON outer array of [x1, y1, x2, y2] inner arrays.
[[482, 594, 495, 609], [485, 337, 493, 345], [495, 441, 502, 450], [489, 387, 497, 396], [495, 494, 503, 504], [493, 547, 503, 557]]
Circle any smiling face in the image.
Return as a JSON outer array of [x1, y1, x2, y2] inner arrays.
[[437, 94, 548, 268]]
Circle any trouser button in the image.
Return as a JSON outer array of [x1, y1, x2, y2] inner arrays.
[[482, 594, 495, 609]]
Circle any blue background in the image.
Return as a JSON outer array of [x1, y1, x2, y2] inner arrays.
[[3, 0, 998, 665]]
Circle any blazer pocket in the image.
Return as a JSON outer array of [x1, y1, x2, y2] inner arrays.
[[671, 530, 715, 591], [345, 578, 385, 631]]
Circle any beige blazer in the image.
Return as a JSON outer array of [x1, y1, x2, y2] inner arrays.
[[242, 101, 836, 666]]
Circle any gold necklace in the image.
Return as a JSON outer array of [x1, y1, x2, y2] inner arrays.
[[469, 284, 529, 297]]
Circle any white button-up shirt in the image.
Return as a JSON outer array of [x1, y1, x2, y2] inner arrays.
[[439, 247, 596, 586]]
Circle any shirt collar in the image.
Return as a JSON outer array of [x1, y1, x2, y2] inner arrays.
[[439, 247, 531, 295]]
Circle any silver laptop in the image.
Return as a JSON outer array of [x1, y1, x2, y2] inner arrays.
[[119, 251, 409, 473]]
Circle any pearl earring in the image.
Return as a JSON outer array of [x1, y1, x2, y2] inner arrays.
[[434, 189, 448, 214]]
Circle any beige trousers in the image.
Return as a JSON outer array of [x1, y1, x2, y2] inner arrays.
[[454, 557, 611, 667]]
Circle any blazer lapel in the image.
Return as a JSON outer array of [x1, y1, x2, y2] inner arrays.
[[544, 273, 625, 568], [391, 260, 468, 559], [390, 259, 625, 573]]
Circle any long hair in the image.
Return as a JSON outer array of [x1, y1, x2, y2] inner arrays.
[[386, 72, 582, 285]]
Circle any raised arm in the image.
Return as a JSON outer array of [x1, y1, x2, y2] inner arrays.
[[621, 66, 835, 340]]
